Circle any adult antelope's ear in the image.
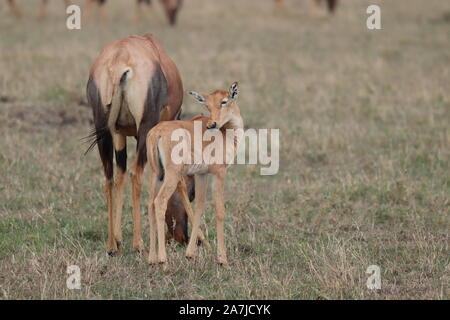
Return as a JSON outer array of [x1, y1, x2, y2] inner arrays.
[[229, 82, 238, 101], [189, 91, 206, 104]]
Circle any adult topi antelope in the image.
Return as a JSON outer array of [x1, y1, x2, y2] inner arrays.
[[146, 82, 242, 266], [86, 34, 204, 256]]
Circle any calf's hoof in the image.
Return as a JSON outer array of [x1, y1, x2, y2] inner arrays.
[[159, 260, 168, 271], [217, 256, 229, 267], [148, 255, 158, 265]]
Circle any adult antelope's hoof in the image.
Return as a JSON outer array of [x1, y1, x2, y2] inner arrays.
[[107, 250, 118, 257]]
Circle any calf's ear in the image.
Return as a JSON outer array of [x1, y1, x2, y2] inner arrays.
[[189, 91, 206, 104], [229, 82, 238, 100]]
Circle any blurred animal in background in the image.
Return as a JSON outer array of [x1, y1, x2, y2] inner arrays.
[[152, 0, 183, 26], [313, 0, 338, 13], [86, 34, 206, 256], [84, 0, 183, 26], [274, 0, 339, 14], [7, 0, 71, 20], [84, 0, 107, 22]]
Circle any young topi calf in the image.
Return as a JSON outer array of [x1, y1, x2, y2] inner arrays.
[[146, 82, 242, 266]]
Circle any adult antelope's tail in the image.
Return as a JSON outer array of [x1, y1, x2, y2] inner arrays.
[[107, 67, 133, 133], [83, 66, 132, 155]]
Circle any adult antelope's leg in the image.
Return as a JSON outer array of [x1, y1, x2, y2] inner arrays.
[[97, 130, 117, 255], [326, 0, 338, 13], [134, 0, 142, 22], [154, 172, 179, 264], [135, 0, 156, 23], [274, 0, 285, 6], [112, 133, 127, 250], [147, 169, 158, 264], [130, 122, 155, 254], [84, 0, 94, 21], [134, 0, 148, 22], [312, 0, 322, 15], [98, 2, 107, 22], [186, 174, 207, 259], [212, 172, 227, 265], [177, 178, 211, 248], [37, 0, 49, 20], [8, 0, 22, 19], [130, 158, 145, 253]]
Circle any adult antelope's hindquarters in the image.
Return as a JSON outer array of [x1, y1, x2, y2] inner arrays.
[[86, 34, 187, 255]]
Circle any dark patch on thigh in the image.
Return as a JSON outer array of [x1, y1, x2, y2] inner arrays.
[[86, 76, 113, 180], [85, 77, 109, 154], [135, 64, 168, 168]]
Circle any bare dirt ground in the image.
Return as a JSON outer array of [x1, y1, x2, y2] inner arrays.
[[0, 0, 448, 299]]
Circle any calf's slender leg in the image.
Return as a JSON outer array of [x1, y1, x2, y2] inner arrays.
[[185, 174, 207, 259], [177, 178, 211, 248], [154, 172, 179, 264], [147, 170, 158, 264], [212, 172, 227, 265]]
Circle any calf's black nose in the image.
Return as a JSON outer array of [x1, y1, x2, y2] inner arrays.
[[208, 122, 217, 129]]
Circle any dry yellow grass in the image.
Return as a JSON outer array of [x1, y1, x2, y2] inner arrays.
[[0, 0, 449, 299]]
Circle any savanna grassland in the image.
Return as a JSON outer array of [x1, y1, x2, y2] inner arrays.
[[0, 0, 449, 299]]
